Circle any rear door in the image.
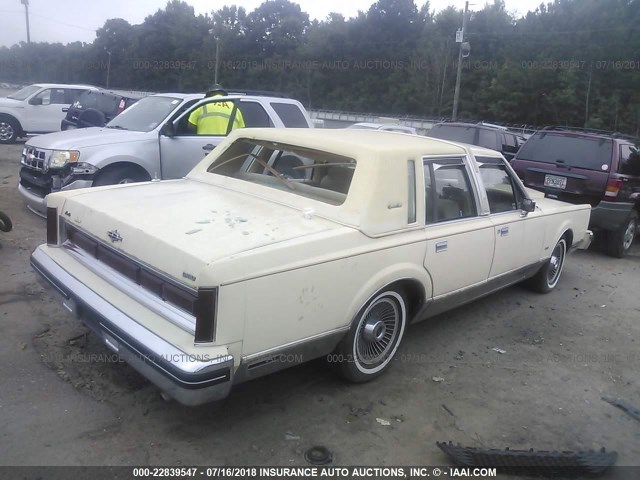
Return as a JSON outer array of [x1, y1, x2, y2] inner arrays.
[[422, 156, 494, 297], [513, 132, 613, 205], [617, 143, 640, 203]]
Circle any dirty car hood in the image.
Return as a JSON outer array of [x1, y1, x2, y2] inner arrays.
[[26, 127, 149, 150], [59, 179, 342, 285]]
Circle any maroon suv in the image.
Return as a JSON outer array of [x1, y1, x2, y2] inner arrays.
[[511, 127, 640, 257]]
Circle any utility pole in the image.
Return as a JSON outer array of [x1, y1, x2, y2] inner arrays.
[[452, 1, 469, 121], [20, 0, 31, 44]]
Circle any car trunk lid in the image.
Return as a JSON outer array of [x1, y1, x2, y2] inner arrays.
[[59, 179, 342, 285]]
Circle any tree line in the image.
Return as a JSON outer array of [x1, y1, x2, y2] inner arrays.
[[0, 0, 639, 135]]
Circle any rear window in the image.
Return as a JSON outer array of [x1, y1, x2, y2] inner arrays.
[[74, 91, 120, 114], [516, 133, 613, 171], [427, 125, 477, 145], [207, 138, 355, 205], [270, 102, 309, 127]]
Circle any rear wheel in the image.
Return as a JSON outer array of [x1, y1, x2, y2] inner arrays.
[[606, 211, 637, 258], [94, 166, 150, 186], [0, 116, 20, 144], [334, 287, 407, 383], [527, 237, 567, 293]]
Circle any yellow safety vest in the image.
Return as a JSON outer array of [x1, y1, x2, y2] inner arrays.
[[188, 101, 245, 135]]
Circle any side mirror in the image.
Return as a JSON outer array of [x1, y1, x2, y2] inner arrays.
[[502, 144, 518, 154], [160, 123, 175, 138], [522, 198, 536, 213], [29, 96, 43, 106]]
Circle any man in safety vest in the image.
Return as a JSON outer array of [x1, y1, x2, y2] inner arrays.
[[188, 84, 245, 134]]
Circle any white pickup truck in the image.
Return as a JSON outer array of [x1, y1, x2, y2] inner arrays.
[[0, 83, 97, 144], [18, 93, 313, 216]]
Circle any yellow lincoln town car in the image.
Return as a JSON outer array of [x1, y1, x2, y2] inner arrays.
[[31, 128, 592, 405]]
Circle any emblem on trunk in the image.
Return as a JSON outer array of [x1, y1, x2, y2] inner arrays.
[[107, 230, 123, 242]]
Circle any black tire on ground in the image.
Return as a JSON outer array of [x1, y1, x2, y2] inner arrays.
[[0, 211, 13, 232], [526, 236, 567, 293], [333, 287, 407, 383], [0, 115, 20, 144], [93, 166, 150, 186], [606, 211, 638, 258]]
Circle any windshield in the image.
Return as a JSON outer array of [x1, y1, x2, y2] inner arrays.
[[7, 85, 41, 101], [427, 125, 477, 144], [106, 96, 181, 132], [207, 138, 356, 206], [516, 133, 613, 171]]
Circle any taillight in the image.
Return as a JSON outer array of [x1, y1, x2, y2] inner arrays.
[[194, 288, 217, 343], [46, 207, 58, 245], [604, 179, 622, 200]]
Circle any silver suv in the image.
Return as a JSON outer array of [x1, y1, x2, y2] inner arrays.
[[18, 93, 313, 216]]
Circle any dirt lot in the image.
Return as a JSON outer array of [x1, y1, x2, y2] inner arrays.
[[0, 140, 639, 474]]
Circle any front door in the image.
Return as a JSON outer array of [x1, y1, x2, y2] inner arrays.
[[159, 98, 273, 179], [476, 156, 545, 277], [25, 88, 71, 132]]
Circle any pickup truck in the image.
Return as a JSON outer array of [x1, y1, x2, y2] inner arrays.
[[0, 83, 97, 144], [31, 128, 593, 405], [18, 93, 313, 216]]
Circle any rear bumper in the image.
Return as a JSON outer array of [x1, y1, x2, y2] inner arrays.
[[30, 246, 234, 406], [590, 201, 634, 232]]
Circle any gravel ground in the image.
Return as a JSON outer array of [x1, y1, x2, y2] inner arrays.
[[0, 139, 639, 477]]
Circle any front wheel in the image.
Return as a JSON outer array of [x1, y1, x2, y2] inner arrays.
[[606, 211, 637, 258], [526, 237, 567, 293], [0, 211, 12, 232], [94, 166, 149, 186], [334, 288, 407, 383]]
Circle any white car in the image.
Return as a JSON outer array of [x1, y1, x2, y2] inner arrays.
[[0, 83, 98, 144], [347, 122, 417, 135], [31, 129, 592, 405]]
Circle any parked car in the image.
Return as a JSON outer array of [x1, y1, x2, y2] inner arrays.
[[0, 83, 98, 144], [426, 122, 523, 161], [511, 127, 640, 257], [18, 92, 312, 216], [347, 122, 418, 135], [31, 128, 592, 405], [61, 89, 147, 130]]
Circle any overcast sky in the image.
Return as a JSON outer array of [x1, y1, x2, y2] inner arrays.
[[0, 0, 545, 48]]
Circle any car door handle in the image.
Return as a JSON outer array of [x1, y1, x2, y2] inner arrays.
[[498, 226, 509, 236], [435, 240, 448, 253], [202, 144, 215, 152]]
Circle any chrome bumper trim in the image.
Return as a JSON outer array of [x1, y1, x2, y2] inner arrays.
[[576, 230, 593, 251], [31, 246, 233, 406]]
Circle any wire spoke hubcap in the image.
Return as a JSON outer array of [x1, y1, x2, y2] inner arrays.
[[356, 298, 400, 366], [547, 241, 565, 287]]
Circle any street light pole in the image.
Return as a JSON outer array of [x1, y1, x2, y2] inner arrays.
[[20, 0, 31, 44], [214, 37, 220, 84], [452, 1, 469, 121], [106, 50, 112, 88]]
